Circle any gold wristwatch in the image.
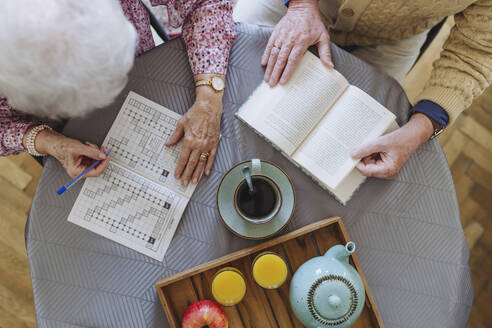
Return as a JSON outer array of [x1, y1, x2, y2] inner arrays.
[[195, 76, 225, 92]]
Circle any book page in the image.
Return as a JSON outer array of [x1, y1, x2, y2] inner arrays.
[[67, 162, 188, 261], [322, 119, 399, 204], [293, 85, 396, 188], [236, 51, 349, 155], [328, 119, 400, 203], [102, 91, 196, 198]]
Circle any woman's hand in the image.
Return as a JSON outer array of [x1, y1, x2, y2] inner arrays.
[[31, 127, 110, 178], [166, 76, 223, 187], [350, 113, 435, 179], [262, 0, 333, 87]]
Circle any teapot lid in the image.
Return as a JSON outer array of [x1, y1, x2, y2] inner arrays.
[[307, 274, 359, 326]]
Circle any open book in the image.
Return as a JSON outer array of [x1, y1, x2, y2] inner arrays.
[[236, 52, 398, 205], [67, 92, 197, 261]]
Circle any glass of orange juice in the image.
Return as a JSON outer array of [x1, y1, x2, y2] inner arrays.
[[211, 267, 246, 306], [252, 251, 288, 289]]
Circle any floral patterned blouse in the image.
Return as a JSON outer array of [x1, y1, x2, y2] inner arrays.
[[0, 0, 235, 156]]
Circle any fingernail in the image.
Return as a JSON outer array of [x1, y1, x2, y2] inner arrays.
[[183, 180, 189, 187], [193, 178, 197, 184], [99, 153, 106, 159]]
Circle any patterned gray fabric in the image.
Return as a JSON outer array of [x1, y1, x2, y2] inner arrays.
[[26, 23, 473, 328]]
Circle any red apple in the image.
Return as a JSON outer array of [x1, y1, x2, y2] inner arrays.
[[182, 300, 228, 328]]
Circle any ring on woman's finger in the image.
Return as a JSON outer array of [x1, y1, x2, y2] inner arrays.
[[200, 152, 210, 161], [273, 44, 281, 49]]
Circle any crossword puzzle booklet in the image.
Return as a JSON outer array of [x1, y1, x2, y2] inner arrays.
[[67, 92, 197, 261]]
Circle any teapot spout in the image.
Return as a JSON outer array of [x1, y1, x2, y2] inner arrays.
[[324, 241, 356, 264]]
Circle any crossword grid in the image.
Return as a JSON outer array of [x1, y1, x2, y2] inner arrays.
[[71, 163, 182, 253], [67, 92, 196, 260], [104, 96, 190, 196]]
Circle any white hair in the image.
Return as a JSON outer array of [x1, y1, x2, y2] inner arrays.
[[0, 0, 138, 119]]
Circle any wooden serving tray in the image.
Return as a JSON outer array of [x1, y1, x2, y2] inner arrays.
[[156, 217, 383, 327]]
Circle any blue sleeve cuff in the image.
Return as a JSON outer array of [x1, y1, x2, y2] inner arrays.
[[284, 0, 291, 6], [409, 100, 449, 128]]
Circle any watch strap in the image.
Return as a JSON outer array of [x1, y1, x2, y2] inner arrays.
[[195, 79, 212, 87]]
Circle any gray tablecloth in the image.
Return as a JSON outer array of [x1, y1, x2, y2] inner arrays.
[[27, 23, 473, 328]]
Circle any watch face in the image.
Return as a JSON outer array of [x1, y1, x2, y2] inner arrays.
[[211, 76, 225, 91]]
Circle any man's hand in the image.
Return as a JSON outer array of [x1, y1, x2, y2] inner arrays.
[[350, 113, 435, 179], [166, 75, 223, 187], [32, 128, 110, 178], [262, 0, 333, 87]]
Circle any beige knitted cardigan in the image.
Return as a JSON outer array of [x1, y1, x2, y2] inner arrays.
[[326, 0, 492, 125]]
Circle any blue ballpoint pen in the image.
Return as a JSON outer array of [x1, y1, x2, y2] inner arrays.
[[57, 149, 112, 195]]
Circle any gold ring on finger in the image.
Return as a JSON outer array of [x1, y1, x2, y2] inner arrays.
[[200, 152, 210, 161]]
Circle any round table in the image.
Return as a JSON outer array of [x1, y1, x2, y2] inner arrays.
[[26, 23, 473, 328]]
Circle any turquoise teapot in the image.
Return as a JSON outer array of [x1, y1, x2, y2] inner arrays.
[[289, 242, 365, 327]]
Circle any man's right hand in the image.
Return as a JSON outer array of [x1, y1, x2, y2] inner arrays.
[[262, 0, 333, 87]]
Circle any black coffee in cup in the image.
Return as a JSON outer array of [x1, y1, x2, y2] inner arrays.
[[237, 178, 277, 219]]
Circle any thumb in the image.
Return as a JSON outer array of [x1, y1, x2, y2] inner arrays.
[[317, 33, 333, 68], [166, 122, 184, 146], [350, 138, 385, 159], [74, 143, 107, 160]]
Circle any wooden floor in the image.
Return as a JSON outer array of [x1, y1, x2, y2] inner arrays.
[[0, 153, 39, 328], [437, 94, 492, 328], [402, 18, 491, 328], [1, 19, 491, 328]]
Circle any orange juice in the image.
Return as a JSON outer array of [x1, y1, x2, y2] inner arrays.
[[252, 252, 288, 289], [211, 267, 246, 306]]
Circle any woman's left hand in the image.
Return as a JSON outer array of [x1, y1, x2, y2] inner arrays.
[[165, 83, 223, 187]]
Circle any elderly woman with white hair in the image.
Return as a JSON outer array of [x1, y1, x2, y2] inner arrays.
[[0, 0, 235, 186]]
